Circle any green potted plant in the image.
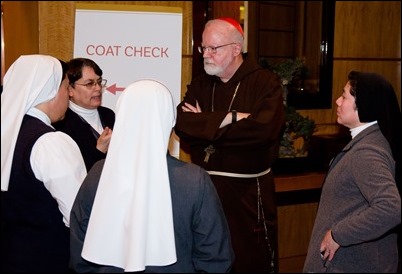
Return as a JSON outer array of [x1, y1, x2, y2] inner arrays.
[[261, 58, 307, 87], [259, 58, 316, 158], [259, 57, 308, 105], [279, 106, 316, 158]]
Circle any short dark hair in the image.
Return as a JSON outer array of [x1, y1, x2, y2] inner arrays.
[[67, 58, 103, 85]]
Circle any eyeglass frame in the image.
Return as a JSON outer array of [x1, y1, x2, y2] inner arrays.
[[198, 43, 237, 54], [73, 78, 107, 89]]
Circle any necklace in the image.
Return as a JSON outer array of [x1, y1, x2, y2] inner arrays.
[[205, 81, 241, 163], [211, 81, 241, 112]]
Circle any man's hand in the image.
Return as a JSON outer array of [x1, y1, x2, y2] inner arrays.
[[182, 100, 202, 113]]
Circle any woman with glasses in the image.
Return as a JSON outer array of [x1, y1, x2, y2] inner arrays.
[[53, 58, 115, 171]]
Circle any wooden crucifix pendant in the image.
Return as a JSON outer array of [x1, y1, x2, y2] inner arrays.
[[203, 145, 215, 163]]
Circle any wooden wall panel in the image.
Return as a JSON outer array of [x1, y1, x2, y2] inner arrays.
[[334, 1, 401, 58], [298, 1, 401, 136], [38, 1, 75, 61], [256, 1, 296, 61], [258, 31, 294, 57], [211, 1, 241, 20], [277, 202, 318, 272], [329, 1, 401, 123], [2, 1, 39, 73], [332, 1, 401, 107], [278, 203, 317, 257], [258, 3, 295, 31]]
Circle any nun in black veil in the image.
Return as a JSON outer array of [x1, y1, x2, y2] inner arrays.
[[303, 71, 401, 273]]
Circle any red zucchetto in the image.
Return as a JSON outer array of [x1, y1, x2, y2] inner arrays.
[[217, 17, 244, 37]]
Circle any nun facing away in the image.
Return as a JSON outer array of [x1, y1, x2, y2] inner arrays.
[[69, 79, 234, 273]]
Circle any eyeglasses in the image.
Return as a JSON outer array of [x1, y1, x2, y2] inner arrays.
[[74, 78, 107, 89], [198, 43, 237, 54]]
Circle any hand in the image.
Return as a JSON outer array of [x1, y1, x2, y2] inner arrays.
[[238, 112, 251, 120], [96, 127, 113, 153], [182, 100, 202, 113], [320, 229, 340, 262]]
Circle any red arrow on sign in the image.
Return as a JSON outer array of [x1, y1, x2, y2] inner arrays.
[[105, 84, 125, 95]]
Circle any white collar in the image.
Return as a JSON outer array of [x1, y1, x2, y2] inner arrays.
[[350, 121, 377, 139], [26, 107, 53, 128]]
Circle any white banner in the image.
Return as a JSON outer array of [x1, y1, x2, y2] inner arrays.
[[74, 4, 182, 157]]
